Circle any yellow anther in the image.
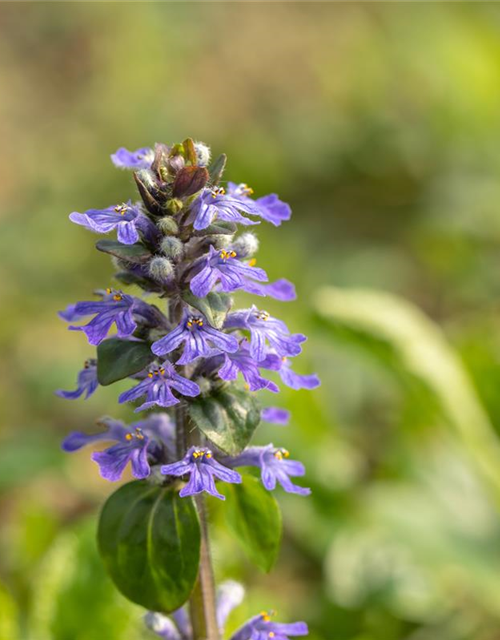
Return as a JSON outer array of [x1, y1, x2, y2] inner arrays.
[[159, 367, 165, 375], [283, 449, 290, 458], [113, 293, 123, 301], [211, 186, 226, 198], [247, 258, 257, 267], [187, 321, 193, 328], [274, 451, 283, 461], [256, 310, 270, 321], [148, 372, 153, 378], [269, 634, 275, 638], [205, 452, 212, 459], [125, 433, 133, 441], [260, 611, 272, 623], [220, 249, 236, 261], [114, 203, 129, 215], [135, 428, 145, 440], [239, 183, 254, 196], [106, 287, 112, 294]]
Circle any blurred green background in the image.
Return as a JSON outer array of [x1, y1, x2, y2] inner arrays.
[[3, 3, 500, 640]]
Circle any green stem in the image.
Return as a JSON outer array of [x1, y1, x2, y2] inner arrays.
[[190, 495, 219, 640], [176, 406, 219, 640]]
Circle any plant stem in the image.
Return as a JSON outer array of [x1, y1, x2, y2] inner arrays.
[[190, 494, 219, 640], [177, 406, 219, 640]]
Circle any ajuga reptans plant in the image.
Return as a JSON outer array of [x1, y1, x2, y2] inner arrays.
[[58, 139, 320, 640]]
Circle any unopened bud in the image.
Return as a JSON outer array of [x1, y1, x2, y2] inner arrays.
[[231, 232, 259, 258], [210, 235, 231, 250], [149, 257, 174, 283], [166, 198, 183, 214], [161, 236, 184, 261], [194, 141, 211, 167], [194, 376, 212, 395], [157, 216, 179, 236]]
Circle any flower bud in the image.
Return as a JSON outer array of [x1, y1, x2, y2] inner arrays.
[[166, 198, 183, 214], [194, 141, 211, 167], [231, 232, 259, 258], [161, 236, 184, 261], [149, 257, 174, 283], [157, 216, 179, 236], [194, 376, 212, 395]]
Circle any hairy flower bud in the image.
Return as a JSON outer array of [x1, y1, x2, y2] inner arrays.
[[194, 141, 211, 167], [149, 257, 175, 283], [157, 216, 179, 236], [166, 198, 184, 214], [161, 236, 184, 261], [231, 232, 259, 258], [193, 376, 212, 395]]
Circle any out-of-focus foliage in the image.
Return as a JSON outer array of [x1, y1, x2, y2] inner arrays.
[[3, 3, 500, 640]]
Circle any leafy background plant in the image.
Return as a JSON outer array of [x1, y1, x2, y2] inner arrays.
[[2, 3, 500, 640]]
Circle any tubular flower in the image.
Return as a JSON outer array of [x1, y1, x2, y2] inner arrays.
[[161, 447, 242, 500], [59, 289, 156, 346], [69, 200, 151, 245], [218, 341, 279, 393], [277, 357, 321, 390], [228, 182, 292, 227], [56, 359, 98, 400], [111, 146, 154, 170], [225, 307, 306, 362], [62, 414, 174, 481], [189, 186, 261, 231], [119, 362, 200, 412], [190, 245, 268, 298], [261, 407, 290, 426], [152, 312, 238, 364], [226, 444, 310, 496], [230, 612, 308, 640]]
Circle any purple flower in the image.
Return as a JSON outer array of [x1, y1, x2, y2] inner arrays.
[[190, 246, 268, 298], [161, 447, 242, 500], [278, 357, 321, 390], [243, 278, 297, 302], [189, 187, 261, 231], [261, 407, 290, 426], [62, 414, 174, 481], [70, 200, 146, 245], [227, 444, 310, 496], [218, 341, 279, 393], [230, 612, 308, 640], [152, 313, 238, 365], [56, 359, 98, 400], [228, 183, 292, 227], [59, 289, 155, 346], [225, 307, 306, 362], [119, 361, 200, 412], [111, 146, 154, 170]]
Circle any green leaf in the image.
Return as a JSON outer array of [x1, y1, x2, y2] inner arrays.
[[314, 286, 500, 503], [98, 481, 201, 614], [189, 387, 261, 455], [182, 290, 232, 329], [96, 240, 152, 265], [208, 153, 227, 185], [97, 338, 155, 386], [222, 473, 282, 572]]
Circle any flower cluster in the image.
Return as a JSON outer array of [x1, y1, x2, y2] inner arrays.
[[58, 140, 319, 637]]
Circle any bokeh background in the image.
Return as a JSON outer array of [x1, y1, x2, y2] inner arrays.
[[3, 3, 500, 640]]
